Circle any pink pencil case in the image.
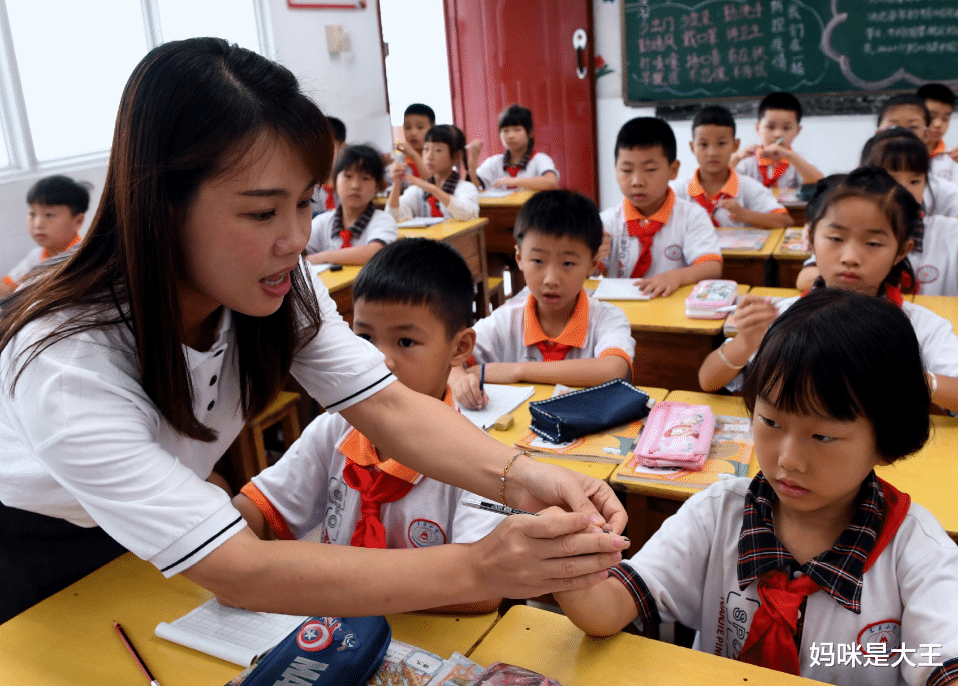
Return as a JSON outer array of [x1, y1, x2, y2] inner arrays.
[[633, 401, 714, 470], [685, 279, 739, 319]]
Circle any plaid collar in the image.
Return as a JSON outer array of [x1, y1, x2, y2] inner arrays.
[[504, 146, 535, 172], [331, 202, 375, 241], [737, 471, 886, 613], [426, 169, 460, 200]]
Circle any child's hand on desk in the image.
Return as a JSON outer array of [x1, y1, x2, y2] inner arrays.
[[491, 177, 519, 188], [731, 295, 778, 350], [634, 270, 683, 298], [453, 366, 489, 410], [716, 198, 748, 223]]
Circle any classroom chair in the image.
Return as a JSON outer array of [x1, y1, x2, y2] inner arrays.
[[224, 390, 302, 487]]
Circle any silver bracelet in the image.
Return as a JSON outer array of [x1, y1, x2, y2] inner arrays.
[[929, 371, 938, 396], [717, 341, 745, 371]]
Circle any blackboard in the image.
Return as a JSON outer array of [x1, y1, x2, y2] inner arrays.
[[622, 0, 958, 106]]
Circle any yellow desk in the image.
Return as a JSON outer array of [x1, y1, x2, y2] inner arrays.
[[0, 554, 499, 686], [468, 605, 816, 686], [486, 383, 668, 481], [913, 294, 958, 334], [592, 282, 750, 392], [400, 217, 491, 316], [719, 227, 783, 287], [318, 264, 362, 325], [772, 227, 811, 289]]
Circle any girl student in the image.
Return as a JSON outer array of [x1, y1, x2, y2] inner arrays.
[[306, 144, 397, 266], [0, 38, 629, 623], [468, 104, 559, 191], [387, 124, 479, 222], [699, 167, 958, 413], [556, 287, 958, 685]]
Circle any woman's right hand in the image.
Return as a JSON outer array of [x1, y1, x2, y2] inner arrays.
[[466, 507, 628, 599]]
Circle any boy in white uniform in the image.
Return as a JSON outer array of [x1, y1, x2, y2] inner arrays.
[[678, 105, 792, 229], [470, 104, 559, 191], [600, 117, 723, 297], [555, 290, 958, 686], [917, 84, 958, 185], [235, 238, 502, 612], [452, 190, 635, 410]]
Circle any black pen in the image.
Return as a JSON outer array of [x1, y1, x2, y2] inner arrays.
[[461, 498, 613, 533], [479, 363, 485, 393]]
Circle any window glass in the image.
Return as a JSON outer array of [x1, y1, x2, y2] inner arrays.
[[157, 0, 261, 53]]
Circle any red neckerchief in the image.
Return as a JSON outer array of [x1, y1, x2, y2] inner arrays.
[[425, 170, 460, 218], [504, 148, 537, 177], [322, 183, 335, 211], [932, 140, 947, 158], [755, 148, 791, 187], [332, 202, 375, 248], [535, 341, 572, 361], [801, 282, 903, 308], [625, 189, 676, 278], [39, 232, 81, 261], [738, 478, 910, 675], [688, 170, 736, 227]]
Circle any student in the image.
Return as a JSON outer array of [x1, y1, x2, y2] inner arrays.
[[470, 104, 559, 191], [0, 38, 627, 624], [679, 105, 792, 229], [306, 144, 397, 266], [452, 190, 634, 410], [600, 117, 723, 297], [387, 124, 479, 222], [917, 83, 958, 184], [312, 116, 347, 213], [235, 238, 502, 613], [699, 167, 958, 414], [556, 287, 958, 685], [1, 175, 88, 297], [394, 103, 435, 180], [732, 91, 823, 190]]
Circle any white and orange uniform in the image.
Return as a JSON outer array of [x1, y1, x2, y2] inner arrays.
[[2, 233, 81, 291], [679, 169, 790, 228]]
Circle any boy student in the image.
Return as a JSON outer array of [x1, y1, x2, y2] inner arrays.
[[600, 117, 723, 297], [313, 116, 347, 213], [452, 190, 635, 410], [917, 83, 958, 184], [394, 103, 435, 180], [732, 91, 824, 190], [1, 175, 88, 297], [680, 105, 792, 229], [234, 238, 503, 613], [469, 104, 559, 191]]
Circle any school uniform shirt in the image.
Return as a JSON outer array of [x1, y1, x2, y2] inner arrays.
[[475, 152, 559, 189], [242, 390, 499, 546], [735, 152, 803, 191], [0, 271, 396, 578], [925, 176, 958, 218], [388, 178, 479, 222], [306, 208, 397, 254], [469, 289, 635, 373], [2, 233, 81, 290], [600, 191, 723, 279], [311, 183, 336, 213], [678, 169, 790, 228], [610, 474, 958, 686], [909, 214, 958, 296], [930, 141, 958, 185]]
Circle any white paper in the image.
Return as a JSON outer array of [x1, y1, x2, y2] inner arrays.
[[457, 384, 535, 430], [592, 278, 651, 301], [397, 216, 446, 228], [307, 262, 333, 277], [478, 188, 516, 198]]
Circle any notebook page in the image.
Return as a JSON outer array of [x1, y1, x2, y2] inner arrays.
[[457, 384, 535, 430], [592, 278, 651, 301]]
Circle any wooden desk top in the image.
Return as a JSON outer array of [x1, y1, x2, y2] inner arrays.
[[0, 554, 498, 685], [477, 190, 536, 207], [317, 264, 361, 294], [749, 286, 800, 299], [718, 228, 783, 257], [468, 605, 817, 685], [397, 216, 488, 241]]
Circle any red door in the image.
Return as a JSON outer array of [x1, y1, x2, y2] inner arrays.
[[444, 0, 598, 202]]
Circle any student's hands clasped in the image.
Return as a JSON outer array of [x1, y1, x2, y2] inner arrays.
[[634, 269, 684, 298], [716, 198, 749, 224]]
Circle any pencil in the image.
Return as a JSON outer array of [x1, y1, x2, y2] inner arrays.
[[114, 621, 161, 686]]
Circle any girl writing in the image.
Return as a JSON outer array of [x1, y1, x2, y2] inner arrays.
[[469, 104, 559, 191]]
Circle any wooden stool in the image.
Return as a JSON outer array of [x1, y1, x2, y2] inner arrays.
[[488, 276, 505, 310], [227, 391, 302, 485]]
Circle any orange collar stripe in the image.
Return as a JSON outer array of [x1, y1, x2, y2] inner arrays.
[[523, 289, 590, 348]]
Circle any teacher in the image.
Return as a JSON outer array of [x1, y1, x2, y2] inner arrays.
[[0, 38, 627, 623]]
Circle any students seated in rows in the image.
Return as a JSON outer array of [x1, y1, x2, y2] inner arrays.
[[701, 167, 958, 414], [469, 104, 559, 191], [1, 175, 88, 297], [234, 238, 502, 613], [678, 105, 792, 229], [312, 116, 347, 214], [394, 103, 435, 180], [731, 91, 823, 191], [876, 95, 958, 216], [387, 124, 479, 222], [917, 83, 958, 184], [600, 117, 722, 298], [556, 287, 958, 686], [452, 190, 634, 410], [306, 144, 397, 266]]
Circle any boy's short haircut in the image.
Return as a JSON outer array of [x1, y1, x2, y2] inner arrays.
[[614, 117, 677, 163], [860, 128, 929, 175], [917, 83, 956, 109], [513, 189, 602, 256], [742, 287, 930, 464], [758, 91, 802, 122], [878, 94, 931, 126], [498, 104, 533, 132], [352, 237, 474, 335], [692, 105, 736, 136], [327, 117, 347, 144], [332, 144, 385, 183], [403, 103, 436, 125], [26, 175, 90, 215]]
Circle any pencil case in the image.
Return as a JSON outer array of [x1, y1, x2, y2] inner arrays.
[[470, 662, 564, 685], [685, 280, 739, 319], [231, 615, 390, 685], [633, 401, 714, 470], [528, 378, 651, 444]]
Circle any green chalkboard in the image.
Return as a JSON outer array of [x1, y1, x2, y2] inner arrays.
[[622, 0, 958, 105]]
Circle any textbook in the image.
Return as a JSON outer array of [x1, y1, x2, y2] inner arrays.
[[592, 278, 651, 301], [778, 227, 810, 254], [716, 228, 770, 252], [397, 217, 446, 228]]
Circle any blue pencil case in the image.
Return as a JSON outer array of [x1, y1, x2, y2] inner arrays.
[[528, 379, 652, 444]]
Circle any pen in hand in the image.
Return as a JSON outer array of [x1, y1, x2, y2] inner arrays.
[[461, 498, 613, 533], [479, 363, 485, 393], [114, 621, 162, 686]]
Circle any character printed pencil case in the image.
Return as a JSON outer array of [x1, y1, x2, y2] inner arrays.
[[685, 279, 739, 319], [633, 401, 714, 470]]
